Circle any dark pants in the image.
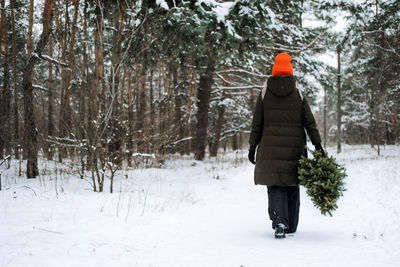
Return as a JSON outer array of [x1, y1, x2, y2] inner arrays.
[[267, 186, 300, 233]]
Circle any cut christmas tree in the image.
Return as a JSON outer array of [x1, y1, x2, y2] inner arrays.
[[298, 149, 347, 216]]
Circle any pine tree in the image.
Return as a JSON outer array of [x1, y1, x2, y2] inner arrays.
[[340, 0, 400, 148], [298, 149, 347, 216]]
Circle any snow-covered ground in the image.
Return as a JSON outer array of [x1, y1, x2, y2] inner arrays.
[[1, 145, 399, 267]]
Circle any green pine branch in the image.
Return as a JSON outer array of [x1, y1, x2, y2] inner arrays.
[[298, 149, 347, 216]]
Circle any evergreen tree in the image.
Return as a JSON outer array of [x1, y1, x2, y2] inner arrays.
[[298, 149, 347, 216], [341, 0, 400, 147]]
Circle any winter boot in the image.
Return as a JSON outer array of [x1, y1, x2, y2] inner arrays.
[[275, 223, 286, 239]]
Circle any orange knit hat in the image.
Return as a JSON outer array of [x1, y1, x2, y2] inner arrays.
[[272, 53, 293, 76]]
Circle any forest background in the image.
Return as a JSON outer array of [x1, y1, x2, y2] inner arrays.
[[0, 0, 399, 191]]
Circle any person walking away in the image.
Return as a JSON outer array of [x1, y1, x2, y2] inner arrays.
[[248, 53, 324, 238]]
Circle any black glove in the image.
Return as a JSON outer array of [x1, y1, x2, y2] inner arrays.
[[314, 143, 325, 156], [248, 144, 256, 164]]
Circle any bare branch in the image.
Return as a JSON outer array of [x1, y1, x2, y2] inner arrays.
[[32, 84, 48, 91], [215, 72, 234, 84], [39, 54, 69, 68], [0, 155, 11, 166], [32, 226, 63, 235], [373, 43, 400, 62], [216, 68, 268, 78], [259, 31, 327, 54], [362, 28, 400, 62], [216, 85, 263, 90]]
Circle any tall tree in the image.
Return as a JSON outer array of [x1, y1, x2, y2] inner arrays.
[[0, 0, 11, 158], [46, 34, 54, 160], [10, 0, 19, 159], [337, 46, 342, 153], [22, 0, 53, 178], [209, 67, 229, 157], [58, 0, 79, 161], [336, 0, 400, 148], [27, 0, 34, 58], [108, 0, 126, 159]]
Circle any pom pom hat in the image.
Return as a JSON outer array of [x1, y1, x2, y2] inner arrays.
[[272, 53, 293, 76]]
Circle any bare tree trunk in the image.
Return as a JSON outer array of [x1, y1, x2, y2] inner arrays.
[[0, 0, 11, 157], [164, 64, 170, 154], [82, 0, 94, 175], [127, 68, 133, 166], [46, 35, 54, 160], [120, 68, 126, 109], [22, 0, 53, 178], [179, 57, 191, 155], [185, 66, 196, 155], [232, 133, 238, 151], [59, 0, 79, 161], [10, 0, 19, 159], [27, 0, 34, 58], [149, 68, 154, 148], [324, 84, 327, 148], [80, 0, 89, 140], [159, 63, 168, 154], [134, 64, 140, 150], [336, 47, 342, 153], [94, 1, 103, 129], [86, 1, 104, 176], [0, 0, 3, 71], [172, 60, 184, 154], [137, 67, 147, 152], [76, 9, 87, 176], [57, 2, 68, 162], [210, 67, 229, 157], [210, 105, 225, 157], [194, 65, 214, 160], [0, 0, 5, 157], [377, 114, 380, 156], [109, 0, 125, 161], [157, 63, 164, 154]]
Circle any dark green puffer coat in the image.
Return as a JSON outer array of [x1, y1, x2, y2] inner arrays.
[[249, 75, 321, 186]]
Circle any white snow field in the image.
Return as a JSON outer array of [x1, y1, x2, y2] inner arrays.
[[1, 145, 399, 267]]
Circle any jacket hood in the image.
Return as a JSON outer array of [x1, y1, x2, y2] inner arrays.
[[267, 75, 296, 97]]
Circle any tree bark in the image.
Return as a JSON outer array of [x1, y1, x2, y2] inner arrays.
[[10, 0, 19, 159], [0, 0, 11, 157], [59, 0, 78, 161], [57, 1, 68, 162], [135, 64, 140, 131], [210, 105, 225, 157], [157, 63, 164, 154], [127, 68, 133, 166], [80, 0, 89, 141], [232, 132, 238, 151], [0, 0, 5, 156], [137, 67, 147, 152], [336, 48, 342, 153], [22, 0, 53, 178], [172, 60, 184, 154], [93, 2, 103, 130], [108, 1, 125, 159], [185, 66, 196, 154], [194, 66, 214, 160], [27, 0, 34, 58], [324, 84, 327, 148], [210, 66, 229, 157], [46, 35, 54, 160], [120, 68, 126, 109], [149, 68, 154, 141]]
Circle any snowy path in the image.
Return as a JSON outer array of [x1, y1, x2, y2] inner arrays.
[[1, 146, 399, 266]]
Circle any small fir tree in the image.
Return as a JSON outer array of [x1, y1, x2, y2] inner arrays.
[[298, 149, 347, 216]]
